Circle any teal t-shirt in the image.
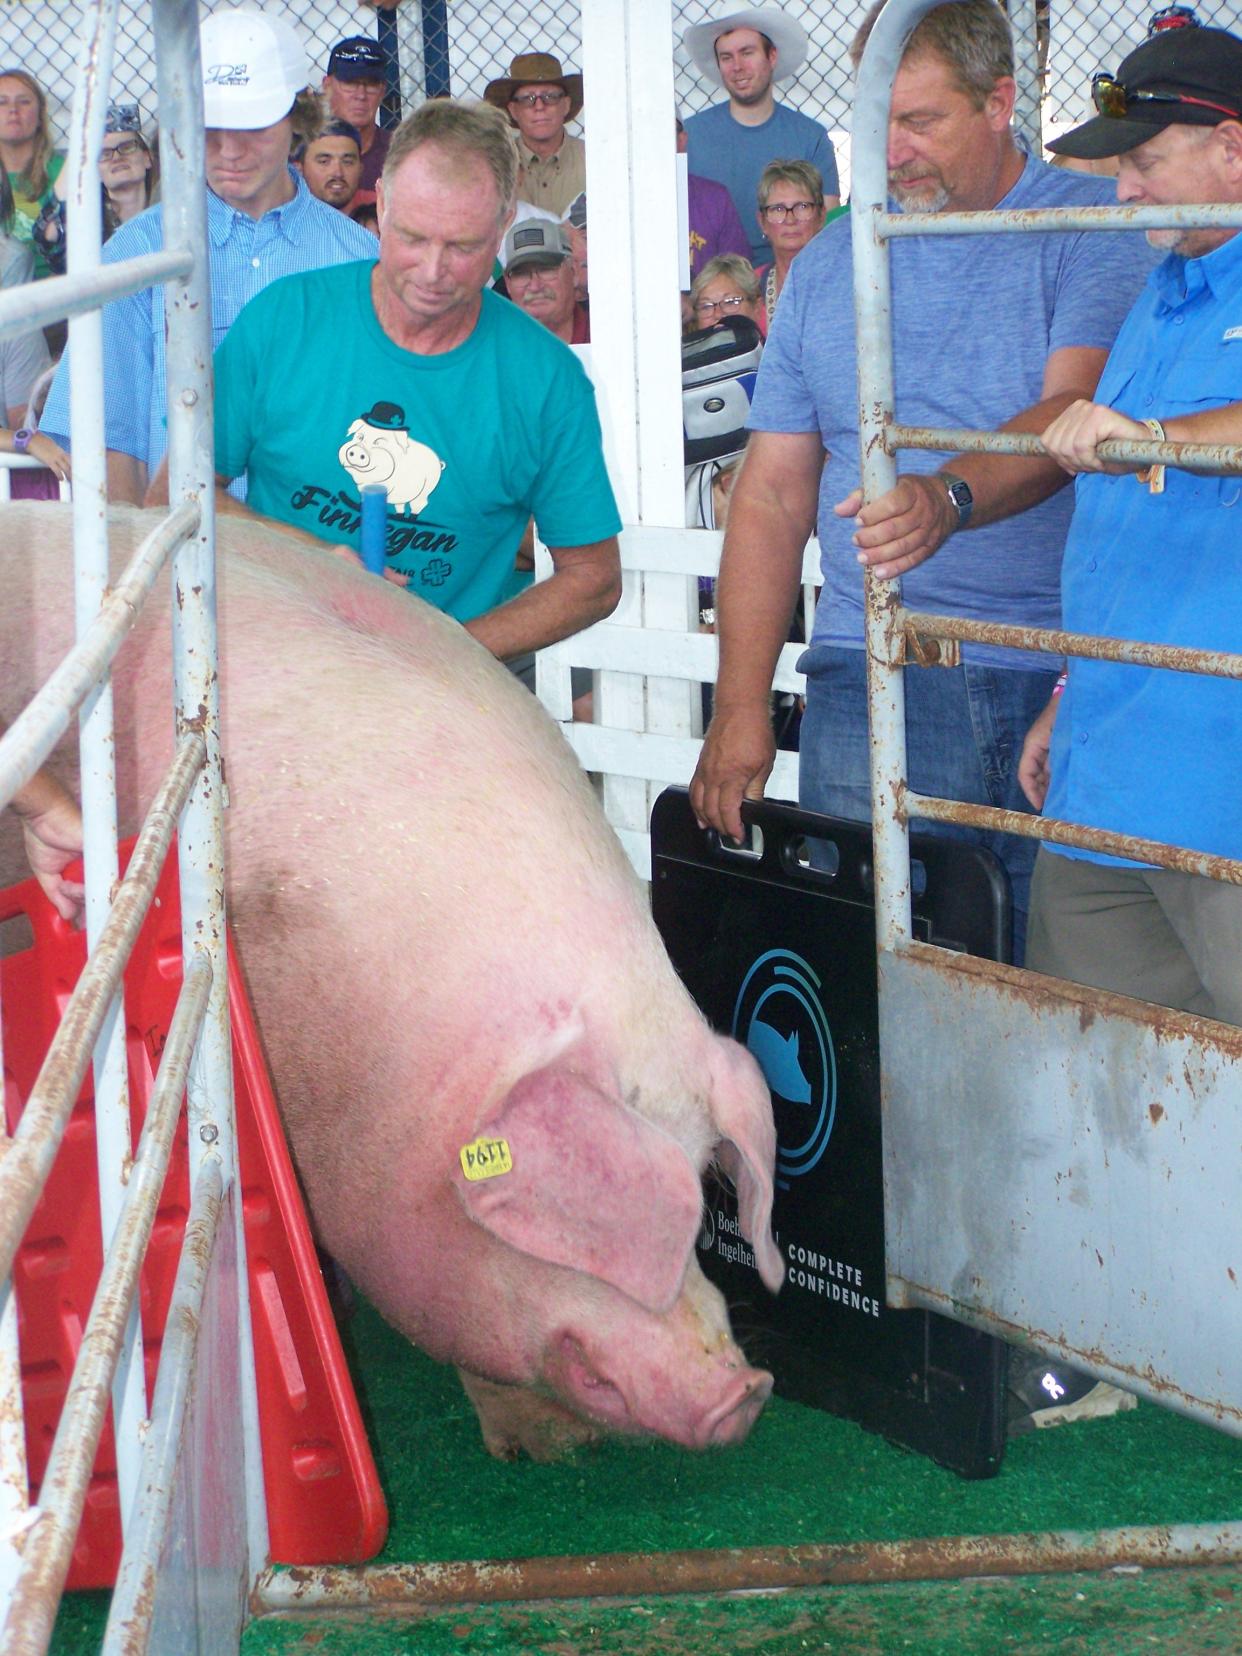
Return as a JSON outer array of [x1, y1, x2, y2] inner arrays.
[[213, 262, 621, 624]]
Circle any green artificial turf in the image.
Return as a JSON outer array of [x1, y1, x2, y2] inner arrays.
[[336, 1302, 1239, 1564], [48, 1300, 1241, 1654]]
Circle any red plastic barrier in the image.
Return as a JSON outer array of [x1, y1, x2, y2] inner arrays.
[[2, 842, 387, 1587]]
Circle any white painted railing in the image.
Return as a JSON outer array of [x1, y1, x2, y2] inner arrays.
[[537, 525, 821, 879]]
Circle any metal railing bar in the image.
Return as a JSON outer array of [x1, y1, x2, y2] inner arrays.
[[253, 1518, 1242, 1609], [0, 733, 205, 1285], [102, 1156, 224, 1656], [0, 500, 201, 813], [877, 202, 1242, 238], [63, 0, 146, 1541], [0, 951, 213, 1656], [0, 251, 192, 348], [902, 610, 1242, 680], [904, 789, 1242, 885], [852, 1, 912, 953], [887, 424, 1242, 476]]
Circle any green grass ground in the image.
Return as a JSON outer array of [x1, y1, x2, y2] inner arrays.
[[49, 1301, 1241, 1653]]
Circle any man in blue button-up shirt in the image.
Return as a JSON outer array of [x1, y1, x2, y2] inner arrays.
[[1021, 19, 1242, 1023], [41, 7, 376, 503]]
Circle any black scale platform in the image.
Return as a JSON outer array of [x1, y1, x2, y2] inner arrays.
[[651, 788, 1011, 1479]]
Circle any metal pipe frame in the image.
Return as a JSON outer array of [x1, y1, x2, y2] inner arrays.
[[904, 790, 1242, 885], [153, 0, 269, 1591], [851, 0, 927, 957], [0, 0, 258, 1642], [902, 611, 1242, 680], [0, 501, 201, 811], [255, 1519, 1242, 1611], [852, 0, 1242, 960], [880, 201, 1242, 237], [854, 0, 1242, 1452], [0, 953, 213, 1656], [888, 423, 1242, 475], [0, 733, 205, 1285], [0, 252, 191, 347], [62, 0, 148, 1549], [103, 1157, 225, 1656]]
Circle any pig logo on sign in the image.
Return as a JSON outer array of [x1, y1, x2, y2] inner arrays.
[[338, 401, 446, 517]]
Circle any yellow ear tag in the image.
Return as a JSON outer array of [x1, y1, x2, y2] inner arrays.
[[459, 1136, 513, 1182]]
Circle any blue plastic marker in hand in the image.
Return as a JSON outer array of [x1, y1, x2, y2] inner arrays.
[[360, 484, 388, 574]]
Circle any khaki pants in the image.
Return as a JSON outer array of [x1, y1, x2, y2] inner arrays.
[[1026, 848, 1242, 1025]]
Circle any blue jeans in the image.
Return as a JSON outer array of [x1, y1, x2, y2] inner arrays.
[[797, 646, 1061, 965]]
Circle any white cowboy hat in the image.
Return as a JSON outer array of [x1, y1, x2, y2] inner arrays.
[[682, 8, 808, 84]]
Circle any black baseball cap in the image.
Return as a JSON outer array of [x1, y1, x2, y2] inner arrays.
[[327, 36, 386, 82], [1049, 21, 1242, 159]]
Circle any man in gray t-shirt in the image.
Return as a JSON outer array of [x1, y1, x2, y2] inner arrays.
[[690, 0, 1153, 965]]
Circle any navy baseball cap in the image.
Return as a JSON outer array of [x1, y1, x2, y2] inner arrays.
[[1049, 20, 1242, 159], [327, 36, 386, 82]]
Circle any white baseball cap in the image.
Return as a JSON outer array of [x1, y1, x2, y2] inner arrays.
[[201, 9, 310, 130]]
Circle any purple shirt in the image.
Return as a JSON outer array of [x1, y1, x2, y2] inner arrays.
[[359, 127, 391, 194], [687, 172, 750, 281]]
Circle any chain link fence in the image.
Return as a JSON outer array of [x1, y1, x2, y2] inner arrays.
[[6, 1, 1242, 180]]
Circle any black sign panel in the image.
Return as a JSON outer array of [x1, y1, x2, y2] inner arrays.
[[651, 789, 1010, 1480]]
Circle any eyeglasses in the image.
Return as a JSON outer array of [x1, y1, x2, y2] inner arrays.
[[1090, 73, 1240, 122], [694, 294, 749, 316], [510, 90, 567, 108], [759, 199, 821, 222], [100, 138, 143, 159]]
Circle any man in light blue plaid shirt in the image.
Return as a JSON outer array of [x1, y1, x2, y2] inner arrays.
[[41, 7, 377, 502]]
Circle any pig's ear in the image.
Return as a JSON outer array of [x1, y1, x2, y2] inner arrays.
[[454, 1066, 703, 1314], [705, 1038, 785, 1293]]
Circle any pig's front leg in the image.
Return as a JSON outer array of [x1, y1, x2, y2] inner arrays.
[[456, 1369, 606, 1462]]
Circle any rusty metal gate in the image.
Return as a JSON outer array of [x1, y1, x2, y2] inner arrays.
[[853, 0, 1242, 1438], [0, 3, 265, 1652]]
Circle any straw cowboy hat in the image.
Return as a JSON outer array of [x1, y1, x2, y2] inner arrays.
[[683, 7, 808, 84], [483, 52, 584, 122]]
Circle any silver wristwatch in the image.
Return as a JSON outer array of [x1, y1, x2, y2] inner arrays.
[[941, 472, 973, 531]]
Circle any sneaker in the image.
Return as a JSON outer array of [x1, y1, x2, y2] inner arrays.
[[1007, 1352, 1138, 1437]]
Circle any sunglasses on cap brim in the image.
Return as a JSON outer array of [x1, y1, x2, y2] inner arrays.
[[1091, 73, 1242, 121]]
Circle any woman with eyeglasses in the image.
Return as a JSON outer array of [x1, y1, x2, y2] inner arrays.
[[689, 253, 764, 336], [754, 159, 840, 328], [0, 68, 63, 280], [98, 109, 157, 234], [33, 104, 158, 280]]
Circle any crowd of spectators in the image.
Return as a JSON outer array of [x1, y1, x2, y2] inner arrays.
[[1, 4, 848, 506]]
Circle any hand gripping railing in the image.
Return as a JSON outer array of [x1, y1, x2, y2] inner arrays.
[[852, 0, 1242, 953], [0, 2, 267, 1651]]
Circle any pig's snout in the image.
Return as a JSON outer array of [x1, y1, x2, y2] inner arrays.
[[341, 443, 392, 480], [698, 1366, 773, 1448]]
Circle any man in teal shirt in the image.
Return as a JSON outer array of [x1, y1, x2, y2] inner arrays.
[[212, 98, 622, 662]]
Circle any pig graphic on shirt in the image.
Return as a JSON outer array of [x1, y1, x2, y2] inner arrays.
[[338, 400, 445, 516]]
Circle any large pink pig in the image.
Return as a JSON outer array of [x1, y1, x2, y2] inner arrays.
[[1, 504, 783, 1460]]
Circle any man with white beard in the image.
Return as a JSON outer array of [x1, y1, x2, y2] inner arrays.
[[690, 0, 1152, 968]]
